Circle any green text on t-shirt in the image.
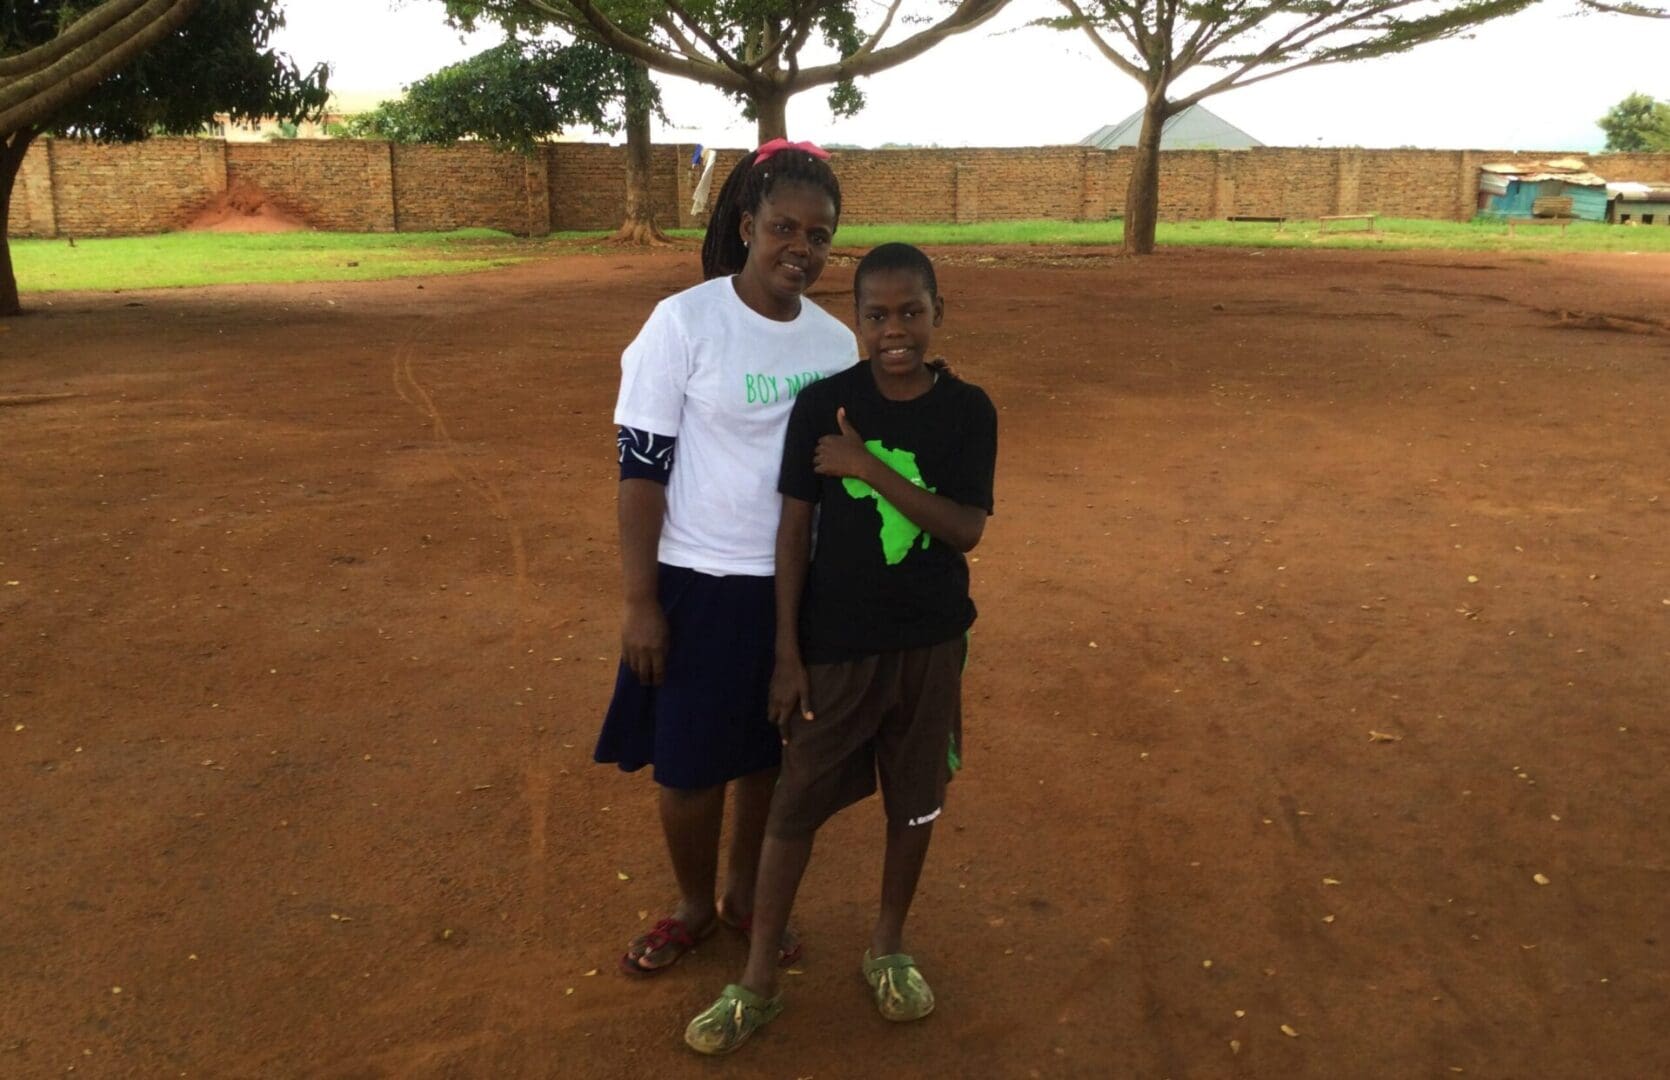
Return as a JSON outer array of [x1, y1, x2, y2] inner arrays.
[[744, 370, 825, 405]]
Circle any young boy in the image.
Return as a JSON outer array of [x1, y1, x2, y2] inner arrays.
[[685, 242, 998, 1054]]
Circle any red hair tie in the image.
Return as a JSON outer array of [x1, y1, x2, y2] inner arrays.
[[754, 138, 830, 165]]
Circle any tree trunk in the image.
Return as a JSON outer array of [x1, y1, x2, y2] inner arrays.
[[753, 91, 789, 144], [1123, 94, 1170, 255], [0, 128, 36, 318], [613, 61, 666, 245]]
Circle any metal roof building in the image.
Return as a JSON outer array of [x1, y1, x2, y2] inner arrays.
[[1478, 160, 1610, 221], [1607, 182, 1670, 226], [1079, 104, 1264, 151]]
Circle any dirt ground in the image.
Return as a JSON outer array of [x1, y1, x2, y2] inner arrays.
[[2, 245, 1667, 1080]]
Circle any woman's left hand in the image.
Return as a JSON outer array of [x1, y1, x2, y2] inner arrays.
[[813, 407, 874, 480]]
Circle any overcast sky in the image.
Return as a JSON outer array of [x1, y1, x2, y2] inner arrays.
[[271, 1, 1670, 152]]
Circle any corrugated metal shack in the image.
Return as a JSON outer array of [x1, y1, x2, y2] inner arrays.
[[1479, 159, 1609, 221], [1606, 182, 1670, 226]]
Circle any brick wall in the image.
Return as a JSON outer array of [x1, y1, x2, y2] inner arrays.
[[1583, 151, 1670, 180], [834, 149, 962, 225], [7, 138, 55, 237], [38, 138, 222, 237], [225, 142, 395, 232], [392, 143, 545, 234], [546, 141, 684, 231], [1232, 149, 1340, 218], [1357, 150, 1467, 220], [11, 136, 1670, 240], [1155, 150, 1223, 220]]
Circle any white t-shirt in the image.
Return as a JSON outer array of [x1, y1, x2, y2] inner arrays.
[[614, 275, 858, 577]]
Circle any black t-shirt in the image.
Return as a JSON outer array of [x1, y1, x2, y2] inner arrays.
[[779, 361, 998, 662]]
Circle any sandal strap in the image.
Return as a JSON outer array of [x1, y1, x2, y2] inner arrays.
[[863, 951, 918, 976], [718, 982, 780, 1014], [641, 917, 696, 951]]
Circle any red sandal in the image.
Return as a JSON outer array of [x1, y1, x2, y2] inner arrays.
[[619, 915, 717, 977]]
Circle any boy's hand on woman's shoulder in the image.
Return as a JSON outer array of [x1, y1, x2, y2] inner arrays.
[[813, 407, 874, 482]]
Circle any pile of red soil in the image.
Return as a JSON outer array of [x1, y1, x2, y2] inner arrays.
[[186, 183, 308, 233]]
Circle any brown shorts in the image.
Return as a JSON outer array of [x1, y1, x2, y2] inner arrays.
[[766, 635, 966, 838]]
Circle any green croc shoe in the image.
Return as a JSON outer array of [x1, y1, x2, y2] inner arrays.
[[862, 951, 936, 1022], [684, 983, 785, 1055]]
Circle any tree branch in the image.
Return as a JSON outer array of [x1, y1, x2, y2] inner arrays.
[[795, 0, 1013, 85], [1176, 0, 1261, 68], [783, 3, 819, 82], [648, 10, 713, 65], [1186, 4, 1290, 69], [0, 0, 151, 78], [0, 0, 202, 134], [751, 17, 780, 67], [1179, 3, 1362, 97], [1171, 2, 1444, 109], [1578, 0, 1668, 15], [855, 0, 906, 57], [1057, 0, 1147, 82], [564, 0, 750, 90], [664, 0, 753, 78], [515, 0, 591, 38]]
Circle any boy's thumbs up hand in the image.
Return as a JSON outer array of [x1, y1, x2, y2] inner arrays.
[[814, 405, 874, 480]]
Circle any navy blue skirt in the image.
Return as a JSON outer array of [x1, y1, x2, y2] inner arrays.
[[594, 564, 782, 789]]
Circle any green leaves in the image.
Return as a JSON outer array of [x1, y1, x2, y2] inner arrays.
[[345, 39, 658, 153], [5, 0, 330, 141], [1053, 0, 1541, 111], [1597, 91, 1670, 152]]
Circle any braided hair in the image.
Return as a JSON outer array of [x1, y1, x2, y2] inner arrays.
[[700, 148, 843, 281]]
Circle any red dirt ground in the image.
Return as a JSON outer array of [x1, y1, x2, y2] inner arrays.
[[2, 247, 1667, 1079]]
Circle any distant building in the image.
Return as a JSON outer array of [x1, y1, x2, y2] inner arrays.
[[209, 92, 377, 141], [1079, 104, 1264, 151], [210, 114, 347, 142]]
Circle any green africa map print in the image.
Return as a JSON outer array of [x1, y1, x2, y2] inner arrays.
[[842, 441, 934, 565]]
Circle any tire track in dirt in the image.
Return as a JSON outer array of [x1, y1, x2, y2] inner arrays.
[[1378, 284, 1670, 337], [391, 342, 532, 607], [391, 339, 553, 929]]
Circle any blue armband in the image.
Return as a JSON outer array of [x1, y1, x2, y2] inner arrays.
[[618, 426, 676, 484]]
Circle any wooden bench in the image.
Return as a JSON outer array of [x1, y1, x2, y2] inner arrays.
[[1507, 217, 1571, 237], [1319, 213, 1377, 234], [1228, 215, 1287, 232]]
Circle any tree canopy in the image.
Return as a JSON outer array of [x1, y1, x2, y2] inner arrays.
[[1, 0, 202, 134], [344, 38, 652, 153], [1049, 0, 1535, 252], [551, 0, 1012, 141], [3, 0, 326, 138], [1597, 91, 1670, 151]]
